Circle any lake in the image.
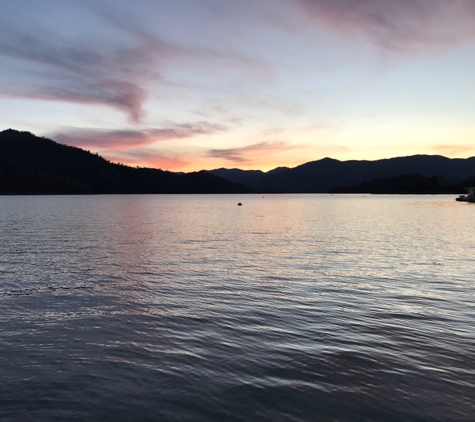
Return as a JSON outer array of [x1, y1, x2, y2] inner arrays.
[[1, 194, 474, 421]]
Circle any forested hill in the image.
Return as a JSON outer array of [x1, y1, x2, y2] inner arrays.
[[0, 129, 253, 194], [210, 155, 475, 193], [3, 129, 474, 195], [329, 173, 475, 194]]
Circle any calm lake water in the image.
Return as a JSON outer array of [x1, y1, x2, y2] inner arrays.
[[1, 194, 474, 421]]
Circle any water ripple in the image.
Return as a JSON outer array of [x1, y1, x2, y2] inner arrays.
[[1, 194, 474, 421]]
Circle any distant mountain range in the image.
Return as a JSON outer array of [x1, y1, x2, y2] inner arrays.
[[1, 129, 474, 194], [208, 156, 475, 193]]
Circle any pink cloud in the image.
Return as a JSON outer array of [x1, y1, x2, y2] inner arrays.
[[9, 79, 147, 123], [52, 122, 227, 150], [296, 0, 475, 54]]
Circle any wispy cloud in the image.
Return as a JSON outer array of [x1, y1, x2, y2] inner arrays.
[[0, 2, 273, 122], [0, 25, 157, 122], [295, 0, 475, 54], [52, 122, 227, 150], [207, 141, 299, 163]]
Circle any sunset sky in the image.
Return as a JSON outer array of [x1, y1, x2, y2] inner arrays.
[[1, 0, 475, 172]]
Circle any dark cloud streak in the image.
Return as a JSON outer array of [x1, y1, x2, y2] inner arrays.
[[207, 141, 293, 163], [52, 122, 227, 150]]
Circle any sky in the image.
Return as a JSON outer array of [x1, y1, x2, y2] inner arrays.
[[1, 0, 475, 172]]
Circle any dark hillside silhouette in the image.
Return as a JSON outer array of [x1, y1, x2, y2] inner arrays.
[[2, 129, 475, 194], [0, 130, 253, 194], [207, 166, 288, 185], [213, 156, 475, 193], [330, 174, 474, 194], [207, 168, 265, 184]]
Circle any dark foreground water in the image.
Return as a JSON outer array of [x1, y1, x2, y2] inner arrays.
[[0, 194, 474, 421]]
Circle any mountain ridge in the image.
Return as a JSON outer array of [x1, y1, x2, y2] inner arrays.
[[217, 154, 475, 193], [2, 129, 474, 194]]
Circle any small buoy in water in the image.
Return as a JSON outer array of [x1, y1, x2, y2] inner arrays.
[[238, 202, 242, 206]]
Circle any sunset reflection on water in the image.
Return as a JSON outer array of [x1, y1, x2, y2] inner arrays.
[[1, 194, 474, 421]]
